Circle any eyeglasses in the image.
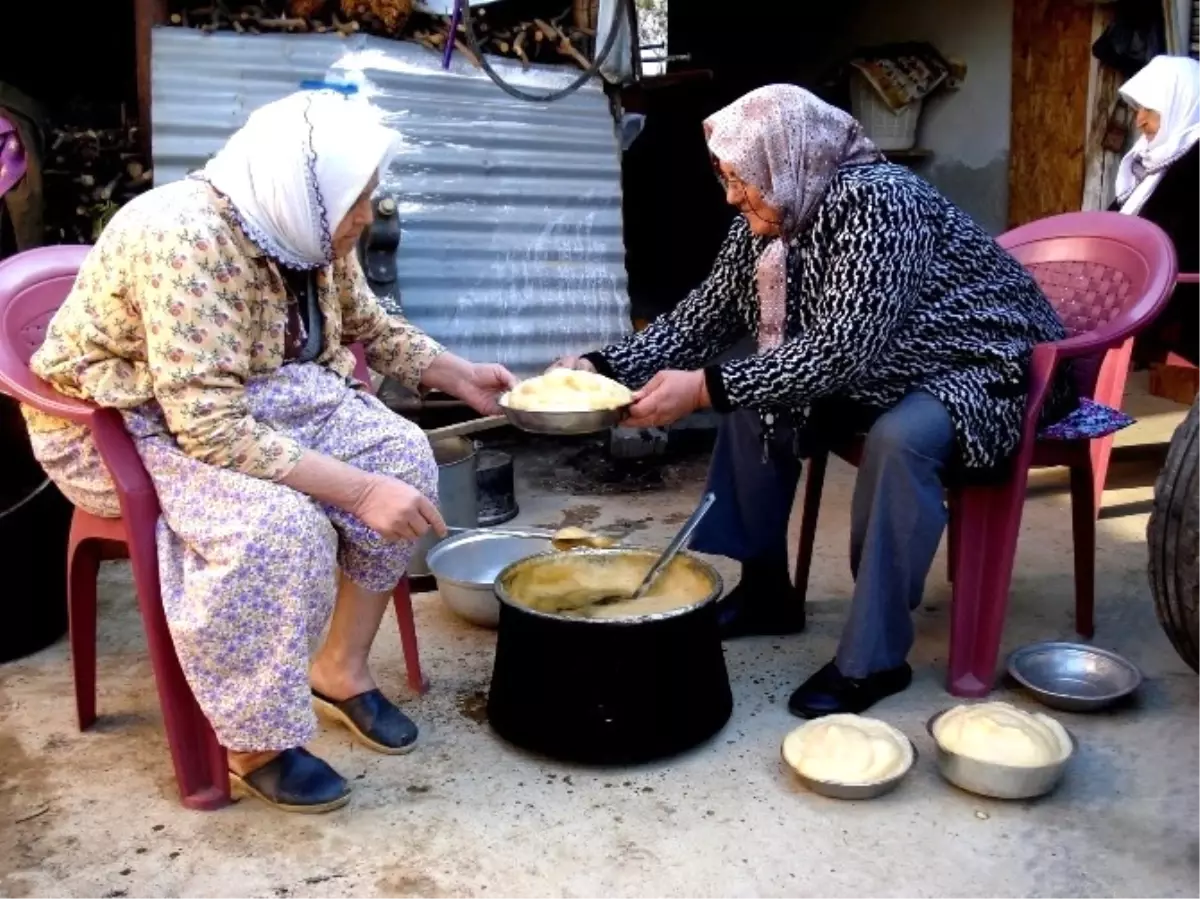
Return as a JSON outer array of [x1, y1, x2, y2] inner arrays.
[[712, 159, 748, 194]]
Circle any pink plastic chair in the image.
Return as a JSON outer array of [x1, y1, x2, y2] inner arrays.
[[0, 245, 429, 810], [0, 116, 27, 201], [1156, 274, 1200, 369], [794, 212, 1178, 698]]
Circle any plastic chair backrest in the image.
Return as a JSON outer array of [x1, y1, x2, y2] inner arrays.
[[0, 245, 90, 368], [0, 115, 27, 200], [998, 212, 1178, 396]]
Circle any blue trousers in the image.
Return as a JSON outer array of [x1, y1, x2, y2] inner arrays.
[[690, 392, 955, 677]]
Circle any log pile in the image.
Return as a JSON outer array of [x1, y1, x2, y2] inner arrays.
[[39, 3, 593, 242], [164, 1, 597, 71], [42, 117, 152, 244]]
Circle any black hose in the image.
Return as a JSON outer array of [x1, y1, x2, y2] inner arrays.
[[459, 0, 630, 103]]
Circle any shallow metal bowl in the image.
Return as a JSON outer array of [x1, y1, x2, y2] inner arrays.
[[781, 735, 917, 801], [425, 530, 552, 628], [494, 548, 722, 625], [927, 709, 1074, 800], [1006, 641, 1142, 712], [498, 396, 631, 436]]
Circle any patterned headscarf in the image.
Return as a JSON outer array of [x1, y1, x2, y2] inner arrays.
[[201, 90, 401, 269], [703, 85, 882, 349]]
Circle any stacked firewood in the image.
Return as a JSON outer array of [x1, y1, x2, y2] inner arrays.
[[165, 1, 597, 70], [42, 117, 152, 244], [410, 10, 595, 70]]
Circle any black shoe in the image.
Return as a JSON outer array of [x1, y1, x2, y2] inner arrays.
[[313, 688, 419, 755], [787, 660, 912, 719], [717, 559, 806, 640], [229, 747, 350, 813]]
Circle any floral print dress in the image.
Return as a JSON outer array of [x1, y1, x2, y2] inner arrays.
[[24, 178, 443, 751]]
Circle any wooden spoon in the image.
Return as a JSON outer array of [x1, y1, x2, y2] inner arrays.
[[443, 525, 618, 551], [548, 526, 618, 551]]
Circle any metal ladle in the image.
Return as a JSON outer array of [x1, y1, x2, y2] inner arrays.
[[583, 490, 717, 609]]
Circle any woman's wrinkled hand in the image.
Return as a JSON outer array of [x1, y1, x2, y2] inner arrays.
[[547, 356, 596, 373], [353, 474, 447, 542], [624, 370, 710, 429], [457, 362, 519, 415]]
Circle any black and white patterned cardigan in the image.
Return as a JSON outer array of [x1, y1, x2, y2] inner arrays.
[[586, 162, 1070, 473]]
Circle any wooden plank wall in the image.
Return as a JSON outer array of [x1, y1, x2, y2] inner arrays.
[[1007, 0, 1095, 227]]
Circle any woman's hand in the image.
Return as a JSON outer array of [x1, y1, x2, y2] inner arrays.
[[280, 450, 445, 542], [548, 355, 596, 373], [353, 474, 447, 542], [421, 354, 518, 415], [456, 362, 519, 415], [625, 370, 710, 429]]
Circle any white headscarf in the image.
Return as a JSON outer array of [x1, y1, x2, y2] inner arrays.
[[1115, 55, 1200, 215], [201, 89, 401, 269]]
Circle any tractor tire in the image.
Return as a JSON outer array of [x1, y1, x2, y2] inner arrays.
[[1148, 399, 1199, 672]]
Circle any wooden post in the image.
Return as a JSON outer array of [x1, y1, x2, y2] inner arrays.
[[1082, 3, 1122, 211], [134, 0, 168, 160], [1007, 0, 1093, 227]]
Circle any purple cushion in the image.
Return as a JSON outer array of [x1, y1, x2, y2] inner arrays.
[[1039, 398, 1135, 441]]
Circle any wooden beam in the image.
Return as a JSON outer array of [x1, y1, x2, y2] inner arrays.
[[1007, 0, 1094, 227], [134, 0, 167, 159], [1082, 3, 1123, 211]]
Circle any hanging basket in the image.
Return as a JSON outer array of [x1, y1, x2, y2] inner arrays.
[[850, 72, 923, 152]]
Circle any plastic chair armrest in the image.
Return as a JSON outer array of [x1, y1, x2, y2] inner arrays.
[[0, 362, 97, 425], [90, 408, 158, 505]]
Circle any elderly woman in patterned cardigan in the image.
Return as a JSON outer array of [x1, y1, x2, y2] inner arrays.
[[24, 90, 517, 812], [558, 85, 1070, 718]]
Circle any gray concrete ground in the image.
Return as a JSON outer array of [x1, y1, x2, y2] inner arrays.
[[1, 441, 1197, 898]]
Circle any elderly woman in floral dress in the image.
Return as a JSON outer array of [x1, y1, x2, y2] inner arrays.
[[23, 90, 516, 812]]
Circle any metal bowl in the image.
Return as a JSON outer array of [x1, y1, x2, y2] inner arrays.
[[926, 709, 1075, 800], [498, 396, 631, 436], [1006, 641, 1142, 712], [494, 548, 723, 624], [780, 729, 917, 800], [425, 530, 552, 628]]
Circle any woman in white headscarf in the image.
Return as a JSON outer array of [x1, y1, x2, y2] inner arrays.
[[23, 89, 516, 812], [555, 85, 1071, 718], [1113, 54, 1199, 364]]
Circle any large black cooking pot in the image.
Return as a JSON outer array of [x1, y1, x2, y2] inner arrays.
[[488, 549, 732, 764]]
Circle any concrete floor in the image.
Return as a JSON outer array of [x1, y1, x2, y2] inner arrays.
[[1, 440, 1196, 899]]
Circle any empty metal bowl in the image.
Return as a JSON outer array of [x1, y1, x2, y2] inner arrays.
[[425, 530, 552, 628], [1007, 642, 1142, 712], [780, 737, 917, 801], [498, 396, 631, 436], [926, 709, 1074, 800]]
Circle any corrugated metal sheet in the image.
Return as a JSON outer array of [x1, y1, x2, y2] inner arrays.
[[152, 28, 630, 374]]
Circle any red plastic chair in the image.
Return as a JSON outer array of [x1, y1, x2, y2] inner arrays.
[[0, 245, 428, 811], [1156, 273, 1200, 372], [0, 115, 27, 201], [794, 212, 1178, 698]]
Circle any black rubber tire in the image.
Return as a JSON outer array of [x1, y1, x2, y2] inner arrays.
[[1148, 399, 1199, 672]]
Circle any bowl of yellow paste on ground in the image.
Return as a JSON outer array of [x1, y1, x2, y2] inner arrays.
[[928, 701, 1074, 799], [781, 715, 916, 800]]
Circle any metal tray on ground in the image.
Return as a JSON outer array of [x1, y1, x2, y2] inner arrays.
[[1006, 641, 1142, 712]]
